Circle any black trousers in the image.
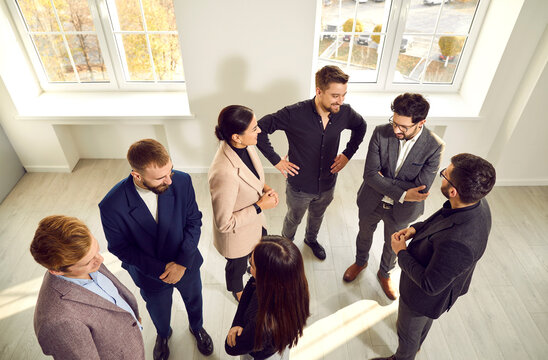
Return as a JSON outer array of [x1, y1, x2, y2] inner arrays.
[[395, 298, 434, 360], [225, 227, 267, 292]]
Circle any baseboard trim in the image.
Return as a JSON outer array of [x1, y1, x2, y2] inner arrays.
[[495, 179, 548, 186], [24, 165, 72, 173]]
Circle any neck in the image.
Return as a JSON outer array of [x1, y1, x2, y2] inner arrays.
[[314, 97, 329, 116], [229, 140, 246, 149], [449, 198, 478, 209], [133, 177, 148, 190]]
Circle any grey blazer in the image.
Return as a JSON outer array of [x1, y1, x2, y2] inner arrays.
[[357, 124, 445, 223], [33, 264, 145, 360]]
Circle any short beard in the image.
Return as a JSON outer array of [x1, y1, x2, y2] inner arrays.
[[142, 179, 169, 195], [441, 183, 450, 199]]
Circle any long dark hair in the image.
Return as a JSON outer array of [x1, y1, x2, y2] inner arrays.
[[253, 235, 310, 353], [215, 105, 254, 142]]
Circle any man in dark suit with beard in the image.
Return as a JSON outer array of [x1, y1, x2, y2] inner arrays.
[[371, 153, 496, 360]]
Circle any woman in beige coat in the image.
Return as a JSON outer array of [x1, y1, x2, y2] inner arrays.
[[208, 105, 279, 301]]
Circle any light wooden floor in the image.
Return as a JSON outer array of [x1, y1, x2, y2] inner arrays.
[[0, 159, 547, 360]]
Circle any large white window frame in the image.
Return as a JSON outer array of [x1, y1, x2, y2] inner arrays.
[[7, 0, 185, 92], [316, 0, 491, 93]]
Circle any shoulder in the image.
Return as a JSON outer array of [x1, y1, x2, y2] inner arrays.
[[422, 126, 445, 147], [171, 170, 192, 188], [374, 124, 392, 137], [99, 175, 131, 208]]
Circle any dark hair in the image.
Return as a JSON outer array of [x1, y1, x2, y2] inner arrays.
[[127, 139, 170, 172], [450, 153, 496, 204], [253, 236, 310, 353], [215, 105, 254, 142], [30, 215, 92, 272], [315, 65, 349, 91], [391, 93, 430, 123]]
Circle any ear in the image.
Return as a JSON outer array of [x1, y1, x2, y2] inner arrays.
[[48, 269, 64, 276], [449, 187, 458, 199], [418, 119, 426, 127], [315, 87, 322, 97], [231, 134, 241, 144], [130, 170, 141, 181]]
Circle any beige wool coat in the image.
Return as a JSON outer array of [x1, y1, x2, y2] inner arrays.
[[208, 141, 267, 259]]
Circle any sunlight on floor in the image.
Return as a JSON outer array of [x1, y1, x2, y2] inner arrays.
[[291, 299, 398, 360]]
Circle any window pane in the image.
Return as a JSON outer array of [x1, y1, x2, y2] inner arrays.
[[17, 0, 60, 32], [404, 0, 441, 34], [394, 35, 431, 83], [112, 0, 144, 31], [142, 0, 177, 31], [319, 35, 347, 67], [424, 35, 465, 83], [349, 34, 382, 83], [437, 0, 480, 34], [53, 0, 94, 32], [33, 34, 76, 82], [355, 0, 391, 33], [66, 34, 109, 81], [121, 34, 153, 80], [149, 34, 183, 80]]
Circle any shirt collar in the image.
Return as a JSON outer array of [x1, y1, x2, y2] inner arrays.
[[400, 125, 424, 145], [57, 271, 99, 285], [440, 199, 480, 217]]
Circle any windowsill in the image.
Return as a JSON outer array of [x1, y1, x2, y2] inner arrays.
[[344, 90, 482, 123], [15, 91, 193, 123]]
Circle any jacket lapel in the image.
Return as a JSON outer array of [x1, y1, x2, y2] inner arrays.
[[48, 270, 128, 314], [124, 175, 157, 238], [396, 127, 428, 177], [157, 185, 175, 254], [222, 142, 263, 195], [387, 135, 399, 178]]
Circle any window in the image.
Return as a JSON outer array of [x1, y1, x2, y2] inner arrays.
[[318, 0, 488, 91], [9, 0, 184, 90]]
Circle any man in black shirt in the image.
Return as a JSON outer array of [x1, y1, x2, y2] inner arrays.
[[371, 153, 496, 360], [257, 65, 366, 260]]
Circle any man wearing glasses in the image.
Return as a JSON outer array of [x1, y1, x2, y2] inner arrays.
[[343, 93, 445, 301], [372, 153, 496, 360]]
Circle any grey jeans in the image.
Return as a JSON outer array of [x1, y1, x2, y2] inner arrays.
[[394, 298, 433, 360], [356, 201, 409, 277], [281, 182, 335, 244]]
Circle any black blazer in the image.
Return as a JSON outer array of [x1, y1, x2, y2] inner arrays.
[[357, 124, 445, 224], [398, 199, 492, 319]]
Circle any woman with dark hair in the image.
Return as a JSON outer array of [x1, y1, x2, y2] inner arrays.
[[225, 236, 310, 359], [208, 105, 279, 301]]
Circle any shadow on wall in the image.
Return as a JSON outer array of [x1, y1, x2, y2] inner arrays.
[[167, 56, 302, 171]]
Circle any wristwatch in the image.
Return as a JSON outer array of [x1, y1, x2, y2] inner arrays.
[[253, 203, 262, 214]]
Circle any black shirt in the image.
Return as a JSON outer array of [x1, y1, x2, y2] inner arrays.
[[225, 277, 276, 360], [257, 98, 366, 194], [228, 143, 260, 179]]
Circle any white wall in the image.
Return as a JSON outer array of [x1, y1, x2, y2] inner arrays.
[[0, 0, 547, 184]]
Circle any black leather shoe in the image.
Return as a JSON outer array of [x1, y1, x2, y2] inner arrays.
[[189, 327, 214, 356], [153, 328, 172, 360], [304, 239, 326, 260]]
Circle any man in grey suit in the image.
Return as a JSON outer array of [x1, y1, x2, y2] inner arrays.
[[343, 93, 445, 301], [31, 215, 145, 360], [371, 153, 496, 360]]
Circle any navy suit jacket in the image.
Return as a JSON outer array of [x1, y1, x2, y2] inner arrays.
[[357, 124, 445, 224], [99, 171, 203, 290], [398, 199, 491, 319]]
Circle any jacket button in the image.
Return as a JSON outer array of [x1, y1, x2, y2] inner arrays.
[[132, 322, 137, 327]]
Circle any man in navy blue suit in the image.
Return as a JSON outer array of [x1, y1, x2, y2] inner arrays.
[[99, 139, 213, 360]]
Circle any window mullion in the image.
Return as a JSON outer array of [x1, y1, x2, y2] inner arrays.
[[381, 0, 404, 90], [138, 0, 158, 83]]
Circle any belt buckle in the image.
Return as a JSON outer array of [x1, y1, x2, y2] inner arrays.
[[382, 202, 392, 210]]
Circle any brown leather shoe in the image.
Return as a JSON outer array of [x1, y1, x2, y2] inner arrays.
[[343, 262, 368, 282], [377, 270, 397, 300], [370, 355, 396, 360]]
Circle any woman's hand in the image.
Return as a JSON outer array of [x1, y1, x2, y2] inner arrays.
[[257, 189, 279, 210], [226, 326, 243, 347]]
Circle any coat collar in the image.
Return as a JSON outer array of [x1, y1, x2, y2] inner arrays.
[[221, 141, 264, 194], [124, 174, 157, 238], [47, 264, 130, 314]]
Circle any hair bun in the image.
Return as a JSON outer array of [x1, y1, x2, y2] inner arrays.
[[214, 126, 224, 141]]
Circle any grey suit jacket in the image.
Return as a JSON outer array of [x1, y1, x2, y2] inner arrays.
[[34, 264, 145, 360], [357, 124, 445, 223]]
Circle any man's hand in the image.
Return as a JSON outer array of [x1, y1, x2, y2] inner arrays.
[[159, 262, 186, 284], [226, 326, 243, 347], [392, 226, 416, 243], [275, 155, 299, 178], [330, 154, 349, 174], [404, 185, 429, 202]]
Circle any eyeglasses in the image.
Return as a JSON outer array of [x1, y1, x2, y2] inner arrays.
[[439, 168, 458, 192], [388, 116, 418, 133]]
